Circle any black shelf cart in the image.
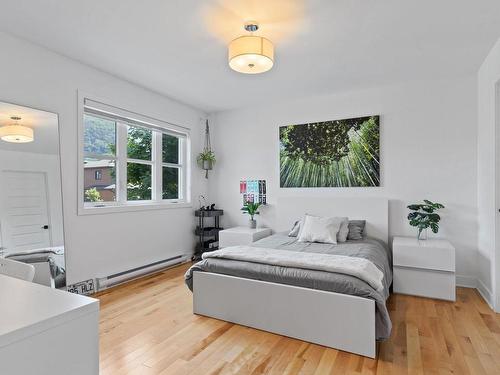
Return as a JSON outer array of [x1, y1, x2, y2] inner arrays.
[[194, 209, 223, 260]]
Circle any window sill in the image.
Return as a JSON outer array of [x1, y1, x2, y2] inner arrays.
[[78, 201, 192, 216]]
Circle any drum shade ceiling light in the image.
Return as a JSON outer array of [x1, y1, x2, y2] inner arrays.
[[0, 116, 34, 143], [228, 22, 274, 74]]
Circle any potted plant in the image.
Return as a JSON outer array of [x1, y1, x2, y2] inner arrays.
[[241, 201, 261, 229], [197, 150, 216, 171], [198, 120, 216, 178], [407, 200, 445, 240]]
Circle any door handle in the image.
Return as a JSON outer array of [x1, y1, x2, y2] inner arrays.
[[42, 225, 49, 229]]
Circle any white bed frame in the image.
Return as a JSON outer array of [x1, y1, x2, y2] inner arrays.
[[193, 197, 388, 358]]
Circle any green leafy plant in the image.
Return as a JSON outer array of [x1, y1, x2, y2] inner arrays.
[[85, 188, 102, 202], [407, 200, 445, 239], [241, 201, 261, 221], [197, 150, 216, 167]]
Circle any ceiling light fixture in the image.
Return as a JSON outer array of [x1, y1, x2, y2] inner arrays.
[[228, 22, 274, 74], [0, 116, 34, 143]]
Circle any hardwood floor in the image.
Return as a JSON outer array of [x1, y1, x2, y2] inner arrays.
[[97, 263, 500, 374]]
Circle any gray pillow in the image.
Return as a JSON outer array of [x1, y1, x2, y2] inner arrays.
[[347, 220, 366, 240], [288, 220, 301, 237], [337, 217, 349, 243]]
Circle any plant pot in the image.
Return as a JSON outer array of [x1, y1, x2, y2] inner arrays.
[[417, 228, 428, 241], [249, 219, 257, 229], [202, 160, 213, 170]]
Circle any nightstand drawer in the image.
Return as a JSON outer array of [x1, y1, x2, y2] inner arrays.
[[219, 227, 272, 248], [393, 266, 455, 301], [393, 238, 455, 272]]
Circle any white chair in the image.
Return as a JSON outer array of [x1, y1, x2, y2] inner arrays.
[[32, 261, 55, 287], [0, 258, 35, 282]]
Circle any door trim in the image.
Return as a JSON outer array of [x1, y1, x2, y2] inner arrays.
[[495, 80, 500, 311]]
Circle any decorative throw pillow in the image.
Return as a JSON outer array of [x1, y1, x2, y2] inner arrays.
[[297, 215, 343, 244], [288, 220, 302, 237], [347, 220, 366, 240], [290, 216, 349, 242], [337, 217, 349, 243], [288, 214, 308, 237]]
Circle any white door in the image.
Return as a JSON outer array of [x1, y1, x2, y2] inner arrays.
[[0, 171, 51, 254]]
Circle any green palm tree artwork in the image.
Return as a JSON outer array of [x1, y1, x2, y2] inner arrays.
[[279, 116, 380, 187]]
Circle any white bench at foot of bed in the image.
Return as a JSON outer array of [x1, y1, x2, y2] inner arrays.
[[193, 271, 376, 358]]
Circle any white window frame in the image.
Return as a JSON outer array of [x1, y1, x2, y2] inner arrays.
[[77, 93, 191, 215]]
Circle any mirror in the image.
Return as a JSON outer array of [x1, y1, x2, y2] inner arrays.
[[0, 101, 65, 288]]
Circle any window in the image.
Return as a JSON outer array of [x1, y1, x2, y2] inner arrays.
[[127, 125, 153, 201], [79, 97, 189, 213]]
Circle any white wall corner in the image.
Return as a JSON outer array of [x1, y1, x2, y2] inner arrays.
[[456, 275, 477, 288], [457, 275, 495, 309]]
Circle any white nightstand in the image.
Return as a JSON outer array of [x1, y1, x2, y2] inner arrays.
[[392, 236, 456, 301], [219, 227, 272, 248]]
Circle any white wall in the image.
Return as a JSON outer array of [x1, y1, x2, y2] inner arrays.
[[0, 32, 208, 285], [477, 37, 500, 309], [0, 150, 64, 247], [0, 30, 483, 294], [210, 76, 478, 284]]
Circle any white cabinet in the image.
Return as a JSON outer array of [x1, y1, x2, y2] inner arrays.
[[392, 237, 455, 301], [0, 275, 99, 374], [219, 227, 272, 248]]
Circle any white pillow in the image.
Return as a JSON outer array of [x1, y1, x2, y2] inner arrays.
[[289, 216, 349, 242], [337, 217, 349, 243], [297, 215, 343, 244], [288, 214, 307, 237]]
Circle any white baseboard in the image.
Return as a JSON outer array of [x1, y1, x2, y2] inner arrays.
[[477, 278, 495, 310], [455, 275, 494, 310], [456, 275, 495, 310], [456, 274, 477, 288]]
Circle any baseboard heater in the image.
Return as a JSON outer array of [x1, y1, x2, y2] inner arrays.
[[96, 254, 189, 291]]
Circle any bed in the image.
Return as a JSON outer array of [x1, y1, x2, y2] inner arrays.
[[185, 197, 390, 358], [5, 246, 66, 288]]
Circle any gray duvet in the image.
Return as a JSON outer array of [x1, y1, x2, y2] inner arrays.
[[185, 232, 392, 340]]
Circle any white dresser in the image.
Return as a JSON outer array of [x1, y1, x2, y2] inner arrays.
[[0, 274, 99, 375], [219, 226, 272, 248], [392, 236, 456, 301]]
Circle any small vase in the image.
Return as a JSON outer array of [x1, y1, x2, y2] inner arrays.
[[417, 228, 428, 241], [249, 219, 257, 229]]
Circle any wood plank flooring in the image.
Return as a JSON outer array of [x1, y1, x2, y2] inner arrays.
[[97, 263, 500, 374]]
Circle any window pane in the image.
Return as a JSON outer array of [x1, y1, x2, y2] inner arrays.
[[162, 167, 179, 199], [162, 134, 179, 164], [84, 114, 116, 156], [127, 125, 152, 161], [127, 163, 152, 200], [84, 158, 116, 202]]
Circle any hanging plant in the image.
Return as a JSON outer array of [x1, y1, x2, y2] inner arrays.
[[198, 119, 215, 178], [197, 150, 216, 169]]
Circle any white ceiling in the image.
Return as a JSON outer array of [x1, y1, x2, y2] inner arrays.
[[0, 101, 59, 154], [1, 0, 500, 112]]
